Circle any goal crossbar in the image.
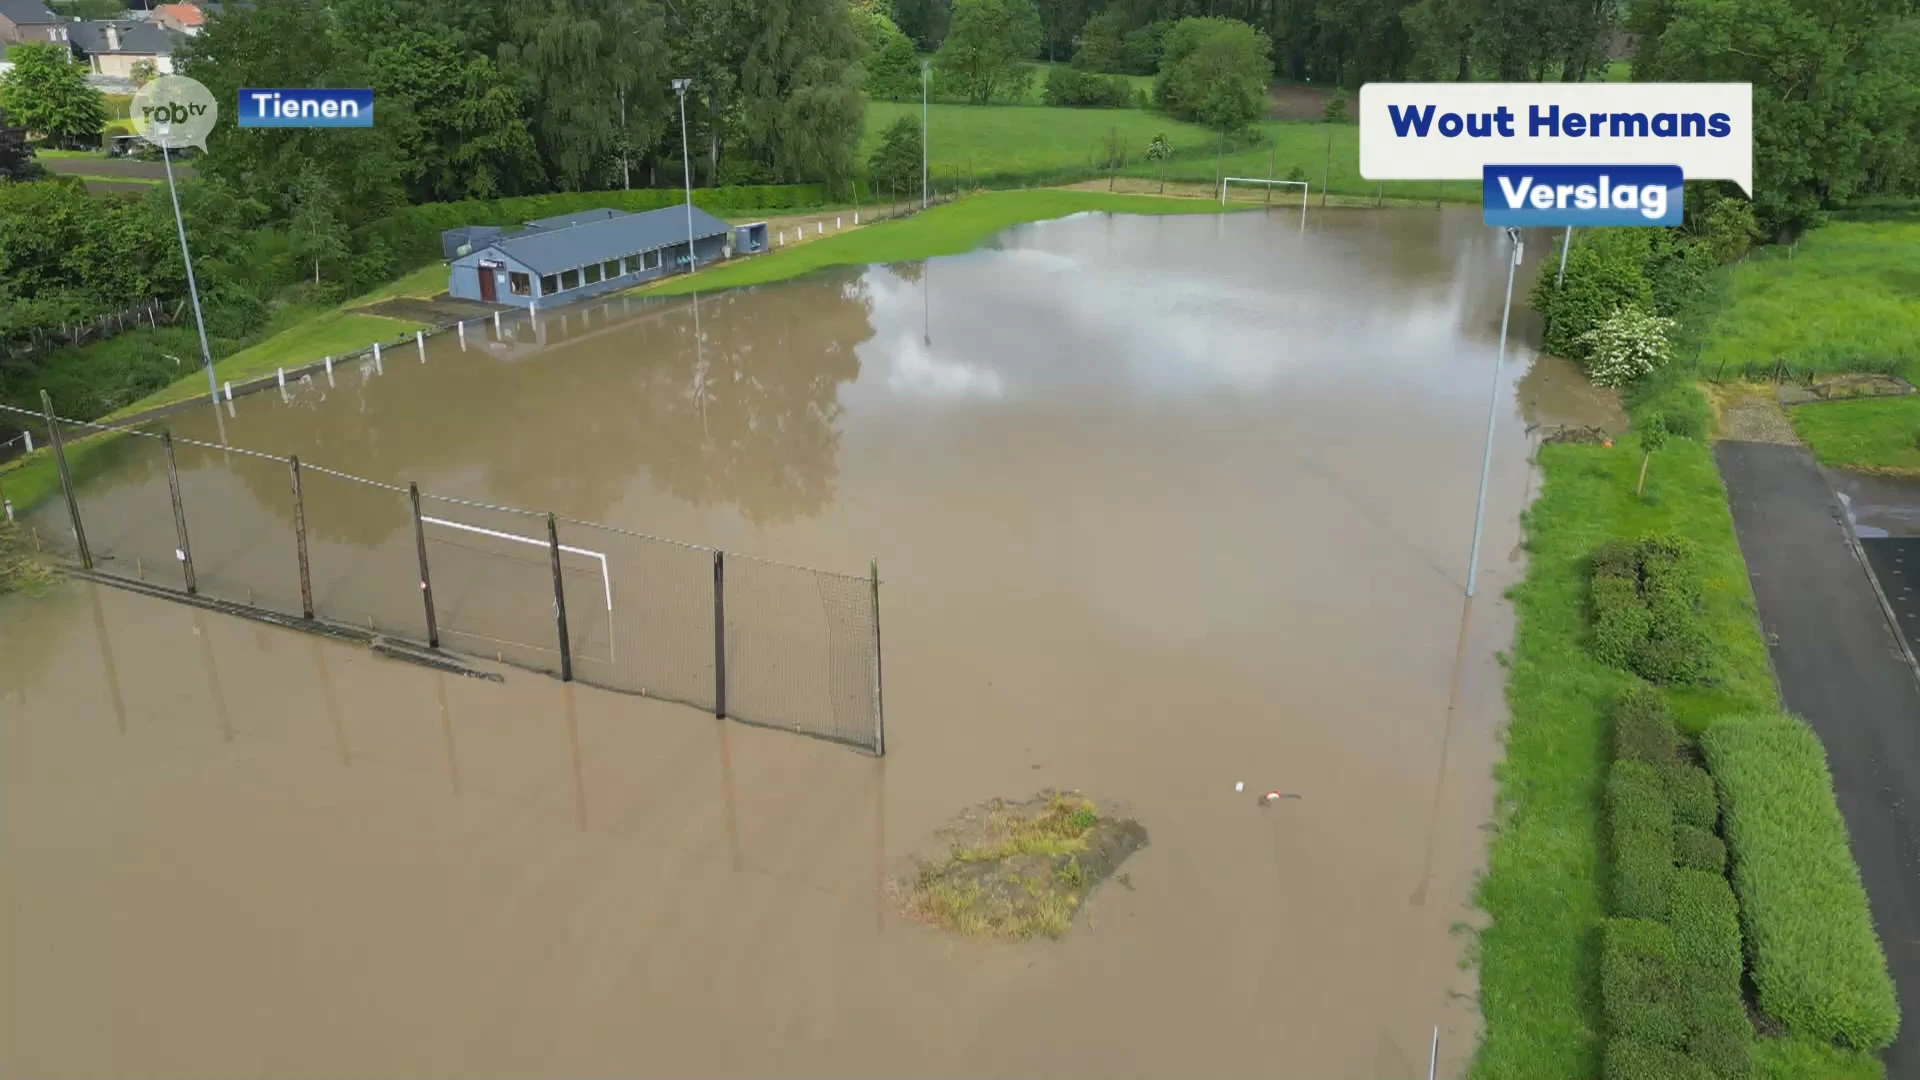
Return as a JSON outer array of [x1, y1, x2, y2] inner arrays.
[[1220, 177, 1309, 230]]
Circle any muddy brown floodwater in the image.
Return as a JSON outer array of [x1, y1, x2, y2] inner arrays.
[[4, 208, 1555, 1078]]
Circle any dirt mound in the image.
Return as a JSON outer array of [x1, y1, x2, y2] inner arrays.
[[901, 790, 1146, 941]]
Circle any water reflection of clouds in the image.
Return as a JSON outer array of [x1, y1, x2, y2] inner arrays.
[[851, 213, 1502, 409]]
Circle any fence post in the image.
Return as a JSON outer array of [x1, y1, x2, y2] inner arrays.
[[713, 549, 727, 719], [870, 557, 885, 757], [162, 431, 196, 595], [409, 482, 439, 647], [548, 512, 573, 682], [39, 390, 90, 570], [289, 455, 313, 619], [416, 329, 426, 361]]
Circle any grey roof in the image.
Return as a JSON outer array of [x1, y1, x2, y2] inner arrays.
[[486, 205, 732, 275], [0, 0, 57, 24], [69, 20, 181, 55], [526, 209, 625, 231]]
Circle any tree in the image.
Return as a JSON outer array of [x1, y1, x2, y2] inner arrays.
[[1146, 130, 1170, 192], [1635, 412, 1669, 498], [1034, 0, 1090, 62], [129, 59, 157, 87], [364, 33, 544, 202], [934, 0, 1041, 104], [1633, 0, 1918, 235], [894, 0, 952, 48], [1578, 305, 1676, 389], [287, 166, 349, 286], [0, 44, 108, 148], [1070, 8, 1125, 71], [1152, 18, 1272, 133], [0, 108, 42, 181], [867, 115, 921, 194], [855, 9, 923, 100], [735, 0, 867, 192], [503, 0, 668, 191]]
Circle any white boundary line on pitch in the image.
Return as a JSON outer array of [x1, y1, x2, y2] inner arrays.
[[421, 515, 616, 660]]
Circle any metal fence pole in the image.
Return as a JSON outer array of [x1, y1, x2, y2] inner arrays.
[[870, 557, 885, 757], [289, 455, 313, 619], [162, 430, 196, 595], [713, 549, 727, 719], [409, 482, 439, 647], [548, 512, 573, 682], [39, 390, 90, 569]]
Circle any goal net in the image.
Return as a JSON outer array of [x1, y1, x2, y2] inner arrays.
[[1220, 177, 1309, 230]]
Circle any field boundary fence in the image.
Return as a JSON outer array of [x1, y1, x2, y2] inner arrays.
[[0, 395, 886, 756]]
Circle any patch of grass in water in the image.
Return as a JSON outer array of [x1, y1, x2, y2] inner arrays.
[[906, 790, 1145, 942], [0, 520, 57, 597]]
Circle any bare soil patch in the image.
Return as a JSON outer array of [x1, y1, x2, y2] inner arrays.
[[1269, 82, 1336, 121], [900, 791, 1147, 941], [1777, 373, 1916, 406], [1708, 382, 1801, 444]]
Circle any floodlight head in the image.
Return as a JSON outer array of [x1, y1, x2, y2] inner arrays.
[[671, 78, 692, 95]]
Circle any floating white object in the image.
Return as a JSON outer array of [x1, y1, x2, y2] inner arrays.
[[1234, 781, 1245, 792]]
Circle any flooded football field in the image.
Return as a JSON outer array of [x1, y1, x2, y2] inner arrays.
[[1, 207, 1583, 1078]]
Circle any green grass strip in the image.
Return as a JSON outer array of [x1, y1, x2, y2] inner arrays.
[[1471, 438, 1776, 1080], [639, 189, 1243, 297]]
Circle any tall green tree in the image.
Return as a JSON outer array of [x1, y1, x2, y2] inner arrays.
[[894, 0, 953, 48], [365, 33, 544, 201], [934, 0, 1042, 104], [0, 44, 108, 148], [287, 165, 349, 285], [737, 0, 868, 190], [178, 0, 408, 221], [1071, 8, 1127, 70], [1034, 0, 1092, 60], [1153, 17, 1273, 131], [1634, 0, 1919, 234], [854, 8, 923, 99], [502, 0, 668, 191], [867, 114, 922, 194]]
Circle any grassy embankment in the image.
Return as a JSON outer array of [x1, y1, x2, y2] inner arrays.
[[1682, 219, 1920, 472], [636, 188, 1241, 297], [1474, 223, 1903, 1076], [861, 99, 1470, 203]]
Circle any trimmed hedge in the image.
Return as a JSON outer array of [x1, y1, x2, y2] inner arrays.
[[1686, 988, 1755, 1080], [1613, 684, 1681, 767], [1602, 918, 1687, 1049], [1589, 536, 1713, 684], [1674, 824, 1726, 874], [1669, 869, 1742, 990], [1605, 1039, 1716, 1080], [1669, 763, 1718, 830], [1701, 714, 1900, 1050], [1608, 762, 1675, 919]]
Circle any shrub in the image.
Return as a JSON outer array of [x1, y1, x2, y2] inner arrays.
[[1589, 535, 1712, 684], [1702, 714, 1900, 1050], [1668, 764, 1717, 830], [1669, 868, 1742, 990], [1673, 825, 1726, 873], [1580, 305, 1678, 388], [1686, 988, 1755, 1080], [1605, 1039, 1716, 1080], [1609, 762, 1674, 919], [1043, 66, 1132, 108], [1602, 918, 1686, 1048], [1613, 684, 1680, 767]]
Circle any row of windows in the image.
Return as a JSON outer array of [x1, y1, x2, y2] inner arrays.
[[506, 247, 679, 297]]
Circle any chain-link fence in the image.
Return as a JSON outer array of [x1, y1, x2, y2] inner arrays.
[[0, 397, 886, 756]]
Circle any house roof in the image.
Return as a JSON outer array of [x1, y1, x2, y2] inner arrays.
[[153, 2, 204, 25], [0, 0, 57, 25], [525, 209, 625, 231], [485, 205, 733, 275], [68, 20, 181, 55]]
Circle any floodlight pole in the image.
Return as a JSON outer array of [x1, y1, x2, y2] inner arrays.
[[161, 143, 217, 406], [1556, 226, 1573, 288], [1466, 227, 1523, 599], [920, 60, 929, 209], [673, 78, 696, 272]]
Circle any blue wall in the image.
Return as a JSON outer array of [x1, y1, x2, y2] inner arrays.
[[448, 234, 730, 309]]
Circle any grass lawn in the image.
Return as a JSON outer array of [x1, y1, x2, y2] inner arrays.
[[1788, 397, 1920, 473], [102, 307, 427, 419], [1472, 435, 1779, 1079], [861, 101, 1473, 203], [1696, 220, 1920, 381], [636, 189, 1242, 296]]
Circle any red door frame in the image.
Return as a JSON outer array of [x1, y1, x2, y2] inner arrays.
[[477, 261, 502, 303]]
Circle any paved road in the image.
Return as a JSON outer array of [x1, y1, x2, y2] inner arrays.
[[1716, 440, 1920, 1072]]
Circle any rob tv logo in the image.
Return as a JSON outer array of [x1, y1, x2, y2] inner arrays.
[[140, 100, 207, 126], [1483, 164, 1683, 227]]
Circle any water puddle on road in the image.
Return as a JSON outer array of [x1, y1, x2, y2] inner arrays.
[[6, 207, 1554, 1078]]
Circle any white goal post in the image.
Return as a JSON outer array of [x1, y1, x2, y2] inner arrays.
[[1220, 177, 1309, 231], [421, 514, 616, 663]]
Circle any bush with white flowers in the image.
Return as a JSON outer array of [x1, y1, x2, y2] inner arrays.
[[1578, 305, 1677, 388]]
